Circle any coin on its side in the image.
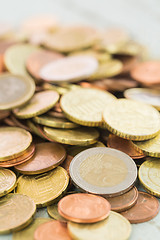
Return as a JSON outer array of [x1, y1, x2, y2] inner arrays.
[[47, 204, 67, 222], [0, 168, 17, 197]]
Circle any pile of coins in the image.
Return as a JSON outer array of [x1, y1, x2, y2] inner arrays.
[[0, 15, 160, 240]]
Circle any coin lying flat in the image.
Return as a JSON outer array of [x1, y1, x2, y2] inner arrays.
[[69, 147, 137, 196], [14, 142, 66, 175], [47, 203, 67, 222], [13, 90, 59, 119], [68, 211, 131, 240], [0, 73, 35, 110], [16, 167, 69, 207], [0, 193, 36, 234], [39, 55, 98, 83], [103, 99, 160, 141], [61, 88, 116, 126], [44, 126, 99, 146], [0, 168, 17, 197], [121, 192, 159, 223]]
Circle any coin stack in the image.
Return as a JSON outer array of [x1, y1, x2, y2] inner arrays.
[[0, 15, 160, 240]]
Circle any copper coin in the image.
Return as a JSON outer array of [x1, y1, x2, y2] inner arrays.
[[107, 134, 145, 159], [34, 220, 72, 240], [104, 186, 138, 212], [3, 117, 16, 127], [121, 191, 159, 223], [36, 124, 56, 142], [58, 193, 111, 223], [26, 49, 63, 80], [10, 115, 30, 131], [14, 142, 66, 175], [61, 155, 73, 175], [48, 110, 65, 119], [101, 78, 138, 92], [117, 55, 139, 74], [131, 61, 160, 85], [0, 110, 10, 120]]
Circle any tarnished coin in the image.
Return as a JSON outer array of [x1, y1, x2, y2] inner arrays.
[[0, 168, 17, 197], [16, 167, 69, 207], [0, 73, 35, 110], [61, 88, 116, 126], [39, 55, 98, 83], [13, 90, 59, 119], [121, 192, 159, 223], [15, 142, 66, 175], [103, 99, 160, 141], [68, 211, 131, 240], [69, 147, 137, 196], [44, 126, 99, 146], [0, 193, 36, 234], [47, 203, 67, 222]]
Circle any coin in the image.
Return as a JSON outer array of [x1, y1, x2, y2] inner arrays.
[[61, 155, 73, 174], [16, 167, 69, 207], [103, 99, 160, 141], [47, 204, 67, 222], [10, 114, 30, 131], [0, 168, 17, 197], [61, 88, 116, 126], [113, 41, 142, 56], [0, 110, 10, 120], [107, 134, 145, 159], [69, 147, 137, 196], [34, 220, 72, 240], [39, 55, 98, 83], [13, 218, 50, 240], [0, 73, 35, 110], [14, 142, 66, 175], [0, 193, 36, 234], [13, 90, 59, 119], [58, 193, 111, 223], [44, 126, 99, 146], [121, 192, 159, 223], [118, 55, 139, 74], [68, 211, 131, 240], [0, 127, 32, 161], [124, 88, 160, 110], [104, 186, 138, 212]]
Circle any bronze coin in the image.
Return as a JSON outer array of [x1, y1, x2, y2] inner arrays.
[[15, 142, 66, 175], [61, 155, 73, 175], [117, 55, 139, 74], [121, 191, 159, 223], [101, 78, 138, 92], [0, 110, 10, 120], [104, 186, 138, 212], [107, 134, 145, 159]]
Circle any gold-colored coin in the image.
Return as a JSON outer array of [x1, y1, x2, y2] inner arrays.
[[47, 204, 67, 222], [16, 167, 69, 207], [139, 158, 160, 197], [13, 218, 50, 240], [60, 88, 116, 126], [27, 120, 45, 139], [0, 168, 17, 197], [0, 127, 32, 161], [0, 73, 35, 110], [103, 99, 160, 141], [43, 126, 99, 146], [68, 211, 131, 240], [0, 193, 36, 234], [13, 90, 59, 119], [33, 115, 79, 129]]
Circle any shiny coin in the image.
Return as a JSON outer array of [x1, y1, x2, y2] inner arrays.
[[44, 126, 99, 146], [61, 88, 116, 126], [121, 191, 159, 223], [15, 142, 66, 175], [0, 193, 36, 234], [124, 88, 160, 110], [103, 99, 160, 141], [58, 193, 111, 223], [104, 186, 138, 212], [0, 168, 17, 197], [40, 55, 98, 83], [68, 211, 131, 240], [13, 90, 59, 119], [47, 204, 67, 222], [16, 167, 69, 207], [0, 73, 35, 110], [69, 147, 137, 196]]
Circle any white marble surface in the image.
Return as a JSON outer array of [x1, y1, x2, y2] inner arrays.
[[0, 0, 160, 239]]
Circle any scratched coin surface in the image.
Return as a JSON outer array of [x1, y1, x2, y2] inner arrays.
[[15, 142, 66, 174], [68, 211, 131, 240], [121, 192, 159, 223], [103, 99, 160, 141], [13, 90, 59, 119], [61, 88, 116, 126], [69, 147, 137, 196], [16, 167, 69, 207], [0, 193, 36, 234], [0, 168, 17, 197]]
